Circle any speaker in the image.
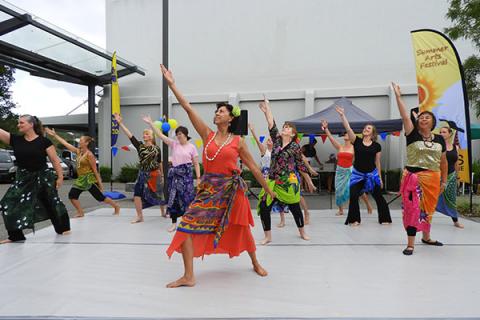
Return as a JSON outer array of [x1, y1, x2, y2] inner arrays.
[[233, 110, 248, 136]]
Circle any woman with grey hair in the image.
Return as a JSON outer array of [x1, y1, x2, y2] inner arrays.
[[0, 115, 70, 243]]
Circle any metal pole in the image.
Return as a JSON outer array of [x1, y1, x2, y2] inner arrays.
[[87, 84, 96, 149], [162, 0, 169, 198]]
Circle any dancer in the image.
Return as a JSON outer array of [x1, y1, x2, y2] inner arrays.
[[321, 120, 373, 216], [257, 97, 316, 245], [392, 82, 447, 255], [45, 128, 120, 218], [336, 106, 392, 226], [144, 117, 201, 232], [161, 64, 275, 288], [114, 113, 166, 223], [436, 126, 464, 228], [0, 115, 70, 243]]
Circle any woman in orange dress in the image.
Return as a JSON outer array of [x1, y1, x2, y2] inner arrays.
[[161, 65, 275, 288]]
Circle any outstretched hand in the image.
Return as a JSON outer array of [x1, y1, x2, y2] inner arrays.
[[160, 64, 174, 86], [391, 82, 401, 97], [142, 115, 153, 125], [45, 127, 56, 137], [335, 106, 345, 117], [113, 113, 122, 124], [321, 120, 328, 131]]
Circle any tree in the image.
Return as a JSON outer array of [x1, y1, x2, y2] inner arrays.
[[445, 0, 480, 116]]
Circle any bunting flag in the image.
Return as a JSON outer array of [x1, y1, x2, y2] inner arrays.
[[380, 132, 388, 141], [259, 135, 265, 143], [320, 134, 327, 143], [111, 146, 118, 157], [392, 131, 401, 136], [309, 134, 316, 144], [250, 136, 257, 147], [111, 51, 120, 147], [411, 29, 471, 183], [195, 139, 203, 148], [297, 133, 304, 140]]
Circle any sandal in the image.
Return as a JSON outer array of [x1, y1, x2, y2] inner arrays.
[[402, 246, 414, 255], [421, 239, 443, 246]]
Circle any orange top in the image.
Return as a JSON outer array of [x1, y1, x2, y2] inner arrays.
[[337, 151, 354, 168], [202, 132, 241, 175]]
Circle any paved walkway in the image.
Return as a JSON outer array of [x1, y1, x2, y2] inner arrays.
[[0, 208, 479, 319]]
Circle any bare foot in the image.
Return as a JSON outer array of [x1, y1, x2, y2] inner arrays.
[[300, 233, 310, 241], [454, 222, 464, 229], [350, 221, 360, 227], [113, 205, 120, 215], [260, 237, 271, 245], [253, 263, 268, 277], [167, 224, 177, 233], [62, 230, 71, 235], [367, 207, 373, 214], [130, 217, 144, 224], [166, 276, 196, 288], [0, 239, 12, 244], [335, 211, 344, 216], [381, 222, 392, 225], [277, 221, 285, 228], [73, 213, 84, 218]]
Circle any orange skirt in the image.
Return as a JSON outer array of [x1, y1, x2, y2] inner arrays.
[[166, 189, 256, 258]]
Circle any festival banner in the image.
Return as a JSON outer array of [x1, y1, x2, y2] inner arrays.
[[411, 29, 471, 182], [111, 51, 120, 146]]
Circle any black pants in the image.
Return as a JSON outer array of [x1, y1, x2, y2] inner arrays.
[[8, 192, 70, 242], [345, 181, 392, 225], [68, 185, 106, 202], [259, 200, 304, 231]]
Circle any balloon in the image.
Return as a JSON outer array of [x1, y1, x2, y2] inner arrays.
[[168, 118, 178, 129], [153, 121, 163, 130], [161, 122, 171, 132], [112, 146, 118, 157]]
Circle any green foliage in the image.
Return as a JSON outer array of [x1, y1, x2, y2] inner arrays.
[[445, 0, 480, 116], [100, 166, 112, 182], [241, 169, 261, 188], [117, 163, 139, 183], [457, 200, 480, 217], [0, 65, 17, 149], [472, 159, 480, 183]]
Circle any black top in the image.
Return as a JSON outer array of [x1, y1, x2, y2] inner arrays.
[[446, 147, 458, 174], [301, 144, 317, 158], [10, 134, 53, 171], [353, 137, 381, 173], [130, 136, 162, 171]]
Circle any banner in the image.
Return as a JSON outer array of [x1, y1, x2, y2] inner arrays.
[[111, 51, 120, 146], [411, 29, 471, 183]]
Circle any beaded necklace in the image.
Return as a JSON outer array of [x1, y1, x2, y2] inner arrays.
[[204, 132, 232, 161]]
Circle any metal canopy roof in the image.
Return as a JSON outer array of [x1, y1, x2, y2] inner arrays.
[[0, 1, 145, 85]]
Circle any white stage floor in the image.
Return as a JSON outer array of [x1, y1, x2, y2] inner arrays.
[[0, 208, 479, 319]]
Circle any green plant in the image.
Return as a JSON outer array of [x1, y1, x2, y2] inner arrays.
[[472, 159, 480, 184], [117, 163, 139, 183], [241, 169, 261, 188], [457, 200, 480, 217], [100, 166, 112, 182]]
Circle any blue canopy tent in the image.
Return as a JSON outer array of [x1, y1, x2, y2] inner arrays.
[[290, 97, 403, 134]]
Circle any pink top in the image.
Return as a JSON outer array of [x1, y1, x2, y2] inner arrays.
[[168, 138, 198, 167]]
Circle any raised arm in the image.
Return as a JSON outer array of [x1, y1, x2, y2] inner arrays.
[[0, 128, 10, 145], [302, 154, 318, 176], [113, 113, 133, 139], [392, 82, 414, 135], [321, 120, 341, 150], [160, 65, 211, 142], [142, 115, 173, 146], [249, 123, 266, 156], [238, 138, 275, 199], [45, 127, 79, 153], [335, 106, 356, 142], [259, 96, 274, 130]]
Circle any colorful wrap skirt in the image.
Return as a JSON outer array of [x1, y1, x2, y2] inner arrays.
[[350, 167, 381, 193], [0, 167, 69, 232], [73, 171, 97, 191], [167, 163, 195, 218], [257, 172, 301, 213], [400, 169, 441, 233], [436, 171, 459, 219], [134, 169, 166, 209], [335, 165, 352, 207]]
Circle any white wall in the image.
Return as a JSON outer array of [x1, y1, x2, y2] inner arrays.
[[101, 0, 479, 175]]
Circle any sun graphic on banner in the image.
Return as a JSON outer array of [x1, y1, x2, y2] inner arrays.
[[417, 76, 440, 111]]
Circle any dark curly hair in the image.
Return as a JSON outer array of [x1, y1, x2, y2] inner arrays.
[[216, 102, 240, 133]]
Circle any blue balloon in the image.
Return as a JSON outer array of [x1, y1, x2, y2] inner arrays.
[[161, 122, 171, 132]]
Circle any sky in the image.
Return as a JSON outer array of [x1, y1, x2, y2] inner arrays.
[[7, 0, 106, 117]]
